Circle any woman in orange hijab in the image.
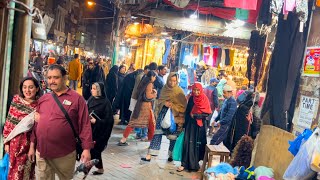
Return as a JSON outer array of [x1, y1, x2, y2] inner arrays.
[[177, 82, 212, 172]]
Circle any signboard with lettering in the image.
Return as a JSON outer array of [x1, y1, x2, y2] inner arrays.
[[297, 95, 319, 129], [303, 47, 320, 77]]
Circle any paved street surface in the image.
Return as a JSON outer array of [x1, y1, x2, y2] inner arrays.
[[73, 124, 201, 180]]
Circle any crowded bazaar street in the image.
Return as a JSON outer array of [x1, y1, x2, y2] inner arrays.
[[0, 0, 320, 179], [73, 124, 200, 180]]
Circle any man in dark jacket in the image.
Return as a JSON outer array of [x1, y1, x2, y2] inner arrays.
[[82, 58, 105, 100], [210, 85, 237, 145]]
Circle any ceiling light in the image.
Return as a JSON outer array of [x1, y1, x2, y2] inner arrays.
[[190, 12, 198, 19], [131, 16, 137, 19], [133, 22, 139, 25]]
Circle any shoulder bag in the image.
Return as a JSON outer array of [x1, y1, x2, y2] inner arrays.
[[52, 93, 83, 161]]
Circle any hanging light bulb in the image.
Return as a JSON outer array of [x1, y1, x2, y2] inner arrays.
[[190, 11, 198, 19]]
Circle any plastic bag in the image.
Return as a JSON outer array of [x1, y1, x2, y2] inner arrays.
[[210, 110, 219, 125], [283, 128, 320, 180], [311, 141, 320, 172], [172, 131, 184, 161], [161, 108, 171, 129], [288, 129, 313, 156], [169, 110, 176, 133], [0, 153, 9, 180]]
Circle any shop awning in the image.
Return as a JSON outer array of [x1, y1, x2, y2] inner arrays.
[[146, 10, 255, 40]]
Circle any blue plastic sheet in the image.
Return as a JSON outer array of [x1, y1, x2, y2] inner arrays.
[[288, 129, 313, 156], [0, 153, 9, 180]]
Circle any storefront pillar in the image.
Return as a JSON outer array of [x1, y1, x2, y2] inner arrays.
[[9, 0, 33, 97], [0, 2, 15, 157]]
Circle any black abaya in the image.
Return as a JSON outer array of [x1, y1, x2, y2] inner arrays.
[[87, 82, 114, 165], [181, 96, 207, 171]]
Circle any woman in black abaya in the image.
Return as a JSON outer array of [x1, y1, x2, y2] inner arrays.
[[178, 83, 212, 172], [225, 91, 253, 151], [87, 82, 114, 175], [105, 65, 119, 103]]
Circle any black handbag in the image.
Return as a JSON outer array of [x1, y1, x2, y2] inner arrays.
[[52, 93, 83, 161]]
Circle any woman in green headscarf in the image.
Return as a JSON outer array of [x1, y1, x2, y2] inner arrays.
[[141, 72, 187, 162]]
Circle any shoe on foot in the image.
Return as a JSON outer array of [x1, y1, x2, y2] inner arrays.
[[92, 170, 104, 175], [117, 141, 128, 146], [168, 157, 173, 162], [141, 157, 151, 162], [176, 166, 184, 172]]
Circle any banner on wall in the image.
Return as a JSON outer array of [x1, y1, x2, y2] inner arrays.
[[297, 95, 319, 129], [303, 47, 320, 77]]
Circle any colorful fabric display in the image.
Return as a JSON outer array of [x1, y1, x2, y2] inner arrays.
[[236, 166, 255, 180], [257, 176, 275, 180], [254, 166, 274, 179], [236, 8, 249, 21], [205, 163, 239, 175]]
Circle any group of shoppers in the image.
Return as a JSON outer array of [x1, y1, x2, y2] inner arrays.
[[3, 58, 262, 179], [3, 64, 114, 179]]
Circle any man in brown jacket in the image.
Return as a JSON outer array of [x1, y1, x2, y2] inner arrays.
[[68, 54, 82, 90]]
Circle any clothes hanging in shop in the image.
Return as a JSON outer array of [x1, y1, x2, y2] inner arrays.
[[258, 0, 272, 25], [261, 1, 312, 130], [229, 49, 235, 66], [246, 30, 267, 88], [216, 48, 222, 67], [213, 48, 219, 67], [162, 39, 171, 65], [203, 47, 210, 64], [193, 44, 199, 57], [236, 8, 249, 21], [225, 49, 231, 65], [224, 0, 258, 10], [283, 0, 296, 15]]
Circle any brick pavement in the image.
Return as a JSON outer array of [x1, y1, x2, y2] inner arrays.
[[73, 125, 201, 180]]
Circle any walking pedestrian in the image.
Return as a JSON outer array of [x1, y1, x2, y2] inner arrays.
[[141, 73, 187, 162], [87, 82, 114, 175], [68, 54, 82, 91], [118, 71, 157, 146], [28, 65, 93, 180], [3, 77, 40, 180], [105, 65, 119, 104], [177, 83, 212, 172]]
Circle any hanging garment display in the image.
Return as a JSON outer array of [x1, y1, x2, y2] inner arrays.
[[257, 50, 272, 92], [236, 8, 249, 21], [193, 44, 199, 57], [229, 49, 236, 66], [224, 0, 258, 10], [261, 1, 312, 130], [225, 49, 231, 65], [246, 30, 267, 88], [258, 0, 272, 25], [283, 0, 296, 15], [208, 47, 214, 66], [162, 39, 171, 65], [216, 48, 223, 67], [203, 47, 210, 64], [213, 48, 219, 67], [221, 48, 226, 67], [296, 0, 309, 23]]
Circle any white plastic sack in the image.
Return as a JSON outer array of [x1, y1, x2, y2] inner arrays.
[[4, 111, 35, 144], [129, 98, 137, 112], [210, 110, 219, 125], [161, 109, 171, 129], [283, 127, 320, 180]]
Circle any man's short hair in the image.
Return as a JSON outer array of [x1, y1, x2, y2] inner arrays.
[[158, 65, 166, 71], [144, 65, 149, 70], [74, 54, 79, 59], [149, 62, 158, 71], [48, 64, 67, 76]]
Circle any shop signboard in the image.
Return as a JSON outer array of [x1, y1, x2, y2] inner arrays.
[[297, 95, 319, 129], [303, 46, 320, 77]]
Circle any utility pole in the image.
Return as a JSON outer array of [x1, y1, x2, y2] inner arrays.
[[9, 0, 33, 97]]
